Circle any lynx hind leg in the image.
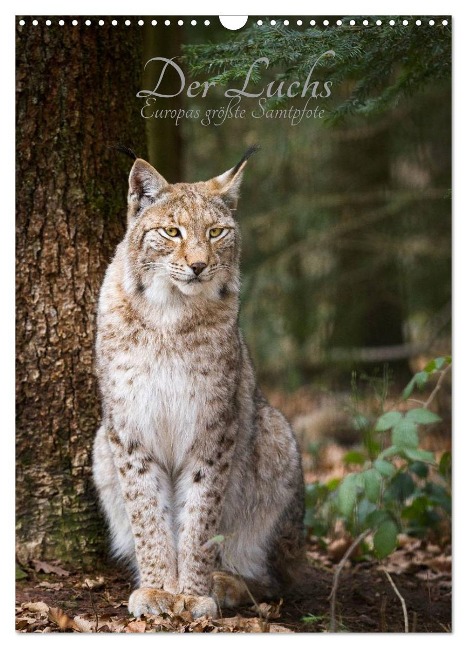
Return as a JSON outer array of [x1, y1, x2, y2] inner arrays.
[[129, 587, 218, 619], [225, 398, 305, 594], [211, 571, 252, 608]]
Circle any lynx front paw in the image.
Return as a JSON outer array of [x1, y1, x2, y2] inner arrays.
[[180, 594, 218, 619], [128, 587, 175, 617], [128, 587, 218, 620]]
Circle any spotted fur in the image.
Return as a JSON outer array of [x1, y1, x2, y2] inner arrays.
[[92, 152, 305, 618]]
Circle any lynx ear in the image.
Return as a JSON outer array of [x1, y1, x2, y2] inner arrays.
[[206, 145, 259, 210], [127, 158, 168, 220]]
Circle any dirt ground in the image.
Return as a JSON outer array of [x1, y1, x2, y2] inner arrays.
[[16, 536, 451, 633]]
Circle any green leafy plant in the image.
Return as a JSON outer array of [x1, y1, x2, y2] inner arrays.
[[304, 356, 451, 559], [301, 614, 328, 628]]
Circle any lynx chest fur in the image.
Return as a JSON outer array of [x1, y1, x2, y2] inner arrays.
[[93, 148, 305, 619], [98, 286, 239, 470]]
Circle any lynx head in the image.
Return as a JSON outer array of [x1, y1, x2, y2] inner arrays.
[[122, 147, 257, 302]]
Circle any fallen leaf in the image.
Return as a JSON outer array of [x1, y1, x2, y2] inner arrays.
[[269, 624, 294, 633], [35, 581, 64, 591], [126, 620, 147, 633], [397, 535, 422, 550], [216, 616, 268, 632], [378, 551, 418, 575], [32, 560, 70, 577], [73, 615, 97, 633], [82, 576, 105, 590], [414, 570, 449, 582], [104, 617, 128, 633], [306, 548, 333, 568], [241, 618, 268, 632], [22, 601, 49, 615], [187, 617, 217, 632], [16, 614, 35, 623], [251, 599, 283, 620], [327, 537, 360, 562], [426, 556, 452, 573], [112, 600, 125, 609], [48, 607, 75, 630], [16, 619, 31, 631], [426, 543, 442, 555], [97, 592, 125, 608], [378, 545, 452, 577]]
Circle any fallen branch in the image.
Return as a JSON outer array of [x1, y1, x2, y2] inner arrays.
[[382, 568, 409, 633], [328, 529, 371, 632], [423, 362, 451, 410]]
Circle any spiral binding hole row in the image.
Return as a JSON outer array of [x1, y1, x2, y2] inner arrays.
[[18, 18, 450, 28]]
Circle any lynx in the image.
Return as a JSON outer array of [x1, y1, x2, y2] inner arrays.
[[92, 148, 305, 619]]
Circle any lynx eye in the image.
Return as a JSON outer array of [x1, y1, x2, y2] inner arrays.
[[163, 227, 181, 238], [209, 227, 225, 239]]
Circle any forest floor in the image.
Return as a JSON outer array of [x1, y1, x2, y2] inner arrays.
[[15, 536, 451, 633], [16, 384, 452, 633]]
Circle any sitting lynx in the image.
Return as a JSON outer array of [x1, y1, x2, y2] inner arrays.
[[92, 148, 305, 619]]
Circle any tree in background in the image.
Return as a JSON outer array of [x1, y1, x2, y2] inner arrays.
[[16, 21, 147, 565]]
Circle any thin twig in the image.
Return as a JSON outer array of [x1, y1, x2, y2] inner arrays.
[[382, 568, 408, 633], [85, 583, 99, 633], [328, 529, 371, 632], [423, 363, 451, 410], [231, 568, 267, 629], [379, 594, 387, 632], [218, 560, 268, 630]]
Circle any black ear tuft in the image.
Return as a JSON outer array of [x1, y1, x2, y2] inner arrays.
[[205, 145, 259, 211], [109, 144, 138, 161], [231, 145, 260, 175]]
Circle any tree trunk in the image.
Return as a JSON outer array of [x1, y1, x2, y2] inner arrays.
[[16, 20, 147, 567]]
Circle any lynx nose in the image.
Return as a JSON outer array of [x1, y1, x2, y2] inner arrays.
[[190, 261, 207, 277]]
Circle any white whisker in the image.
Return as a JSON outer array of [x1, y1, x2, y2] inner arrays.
[[141, 262, 167, 270]]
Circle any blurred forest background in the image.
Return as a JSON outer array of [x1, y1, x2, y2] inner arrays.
[[179, 20, 451, 391], [16, 17, 451, 571]]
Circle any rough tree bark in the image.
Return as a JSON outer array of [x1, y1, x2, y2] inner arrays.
[[16, 19, 147, 566]]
